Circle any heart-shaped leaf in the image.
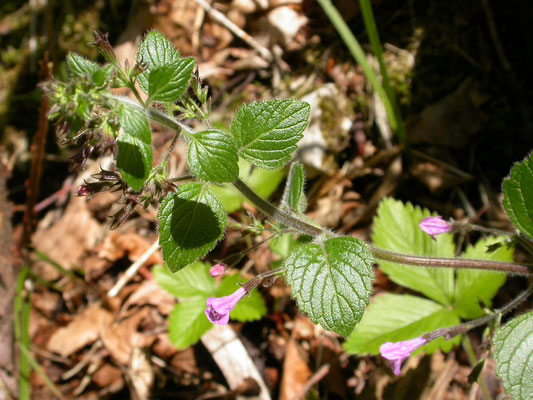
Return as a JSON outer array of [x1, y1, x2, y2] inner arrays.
[[284, 236, 374, 336]]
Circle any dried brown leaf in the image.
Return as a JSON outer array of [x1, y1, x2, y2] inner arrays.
[[98, 233, 162, 265], [100, 307, 149, 365], [279, 338, 311, 400], [47, 305, 112, 357], [123, 279, 175, 315], [32, 197, 102, 281]]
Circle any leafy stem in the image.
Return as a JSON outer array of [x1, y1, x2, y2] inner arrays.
[[111, 94, 533, 278]]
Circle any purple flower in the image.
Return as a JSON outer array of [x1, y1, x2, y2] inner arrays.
[[379, 337, 428, 376], [209, 263, 226, 278], [419, 216, 451, 240], [205, 287, 247, 325]]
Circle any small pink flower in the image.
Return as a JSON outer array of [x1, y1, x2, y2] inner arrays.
[[379, 337, 428, 375], [419, 216, 451, 240], [205, 287, 247, 325], [209, 263, 226, 278]]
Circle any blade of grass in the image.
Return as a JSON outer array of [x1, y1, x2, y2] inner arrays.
[[34, 250, 84, 280], [19, 346, 66, 400], [14, 266, 30, 400], [317, 0, 407, 146], [15, 266, 65, 400], [358, 0, 407, 145]]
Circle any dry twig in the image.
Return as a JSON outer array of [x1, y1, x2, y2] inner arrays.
[[192, 0, 273, 62]]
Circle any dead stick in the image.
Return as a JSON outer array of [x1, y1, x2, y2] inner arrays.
[[106, 240, 160, 298], [192, 0, 273, 62], [21, 55, 51, 249], [291, 364, 330, 400]]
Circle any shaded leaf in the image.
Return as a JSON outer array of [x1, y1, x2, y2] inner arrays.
[[117, 104, 153, 191], [454, 236, 512, 319], [168, 299, 213, 350], [282, 162, 307, 213], [157, 184, 226, 272], [468, 359, 486, 384], [373, 198, 455, 305]]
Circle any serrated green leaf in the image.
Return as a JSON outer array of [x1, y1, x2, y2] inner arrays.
[[147, 58, 195, 104], [217, 275, 267, 322], [494, 311, 533, 400], [282, 162, 307, 213], [187, 129, 239, 183], [66, 52, 99, 79], [211, 159, 284, 212], [157, 183, 227, 272], [137, 31, 181, 95], [454, 237, 512, 319], [153, 262, 215, 299], [116, 104, 153, 191], [344, 294, 461, 355], [284, 236, 374, 336], [168, 298, 213, 350], [373, 198, 456, 305], [502, 153, 533, 240], [231, 99, 310, 169]]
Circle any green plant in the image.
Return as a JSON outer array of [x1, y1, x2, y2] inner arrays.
[[43, 30, 533, 398]]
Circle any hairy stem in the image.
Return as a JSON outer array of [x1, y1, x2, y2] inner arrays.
[[371, 247, 532, 276], [232, 178, 325, 237], [427, 284, 533, 342]]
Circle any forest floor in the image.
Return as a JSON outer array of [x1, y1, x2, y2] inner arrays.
[[1, 0, 533, 399]]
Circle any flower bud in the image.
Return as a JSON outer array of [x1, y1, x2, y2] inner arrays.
[[419, 216, 452, 240], [209, 263, 226, 278]]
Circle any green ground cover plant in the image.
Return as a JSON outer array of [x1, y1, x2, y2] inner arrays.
[[42, 29, 533, 399]]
